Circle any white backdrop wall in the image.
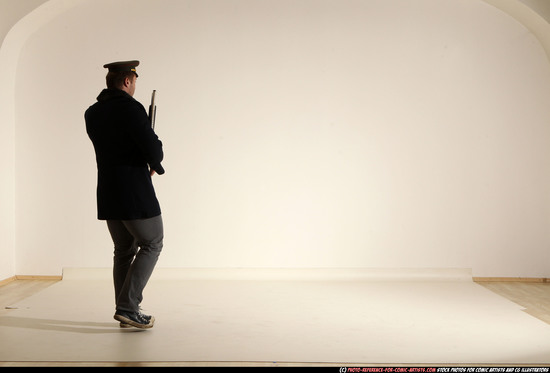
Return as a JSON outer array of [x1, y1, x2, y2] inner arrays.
[[0, 0, 56, 280], [9, 0, 550, 277], [0, 39, 16, 280]]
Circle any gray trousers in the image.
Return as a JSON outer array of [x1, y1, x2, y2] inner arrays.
[[106, 215, 163, 313]]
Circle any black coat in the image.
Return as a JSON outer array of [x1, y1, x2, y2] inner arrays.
[[85, 89, 165, 220]]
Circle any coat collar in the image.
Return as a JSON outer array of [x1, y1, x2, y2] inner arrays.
[[96, 88, 134, 102]]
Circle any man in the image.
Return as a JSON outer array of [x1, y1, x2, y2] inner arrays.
[[85, 60, 165, 329]]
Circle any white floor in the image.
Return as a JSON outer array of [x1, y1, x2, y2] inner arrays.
[[1, 268, 550, 365]]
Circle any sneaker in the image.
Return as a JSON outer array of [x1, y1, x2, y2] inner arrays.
[[119, 311, 154, 327], [139, 311, 154, 323], [114, 310, 155, 329]]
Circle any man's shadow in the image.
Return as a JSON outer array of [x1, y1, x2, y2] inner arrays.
[[0, 314, 145, 334]]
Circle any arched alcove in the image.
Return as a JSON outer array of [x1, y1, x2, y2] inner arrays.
[[2, 0, 550, 278]]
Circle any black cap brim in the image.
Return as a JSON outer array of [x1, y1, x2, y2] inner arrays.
[[103, 60, 140, 76]]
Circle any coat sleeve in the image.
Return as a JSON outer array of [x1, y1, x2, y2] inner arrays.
[[125, 101, 165, 175]]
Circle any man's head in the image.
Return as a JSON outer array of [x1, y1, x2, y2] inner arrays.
[[103, 60, 139, 96]]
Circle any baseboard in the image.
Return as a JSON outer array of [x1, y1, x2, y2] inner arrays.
[[0, 275, 62, 286], [473, 277, 550, 283], [15, 275, 62, 281], [0, 276, 16, 286], [2, 272, 549, 284]]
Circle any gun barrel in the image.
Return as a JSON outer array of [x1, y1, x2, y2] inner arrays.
[[149, 90, 157, 129]]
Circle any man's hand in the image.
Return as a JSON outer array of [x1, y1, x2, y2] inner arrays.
[[150, 169, 156, 177]]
